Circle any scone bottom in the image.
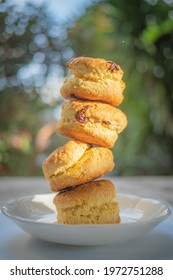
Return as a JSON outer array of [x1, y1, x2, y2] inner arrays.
[[42, 56, 127, 225], [53, 180, 120, 225]]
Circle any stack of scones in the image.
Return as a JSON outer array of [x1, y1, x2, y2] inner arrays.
[[42, 57, 127, 224]]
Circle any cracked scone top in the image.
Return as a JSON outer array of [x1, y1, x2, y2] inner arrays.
[[57, 100, 128, 148], [66, 57, 124, 80], [60, 56, 126, 106], [42, 140, 115, 191]]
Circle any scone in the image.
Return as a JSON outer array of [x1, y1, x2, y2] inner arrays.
[[53, 179, 120, 224], [57, 100, 127, 148], [42, 140, 90, 179], [42, 140, 115, 191], [60, 57, 125, 106]]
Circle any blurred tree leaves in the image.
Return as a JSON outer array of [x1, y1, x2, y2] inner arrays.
[[69, 0, 173, 175], [141, 18, 173, 45], [0, 1, 70, 175], [0, 0, 173, 176]]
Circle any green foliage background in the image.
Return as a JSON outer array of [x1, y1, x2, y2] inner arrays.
[[0, 0, 173, 176]]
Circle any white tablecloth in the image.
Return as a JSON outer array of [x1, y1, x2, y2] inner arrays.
[[0, 176, 173, 260]]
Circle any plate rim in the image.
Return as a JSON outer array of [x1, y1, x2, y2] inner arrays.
[[1, 192, 171, 228]]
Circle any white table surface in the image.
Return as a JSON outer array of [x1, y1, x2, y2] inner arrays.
[[0, 176, 173, 260]]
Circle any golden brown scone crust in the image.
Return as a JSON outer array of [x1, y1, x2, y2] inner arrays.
[[42, 140, 90, 179], [54, 179, 116, 208], [49, 146, 115, 191], [60, 77, 125, 106], [66, 57, 124, 80], [61, 57, 125, 106], [53, 180, 120, 224], [57, 100, 127, 148]]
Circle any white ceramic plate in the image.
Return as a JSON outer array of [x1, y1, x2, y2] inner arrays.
[[1, 193, 171, 246]]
